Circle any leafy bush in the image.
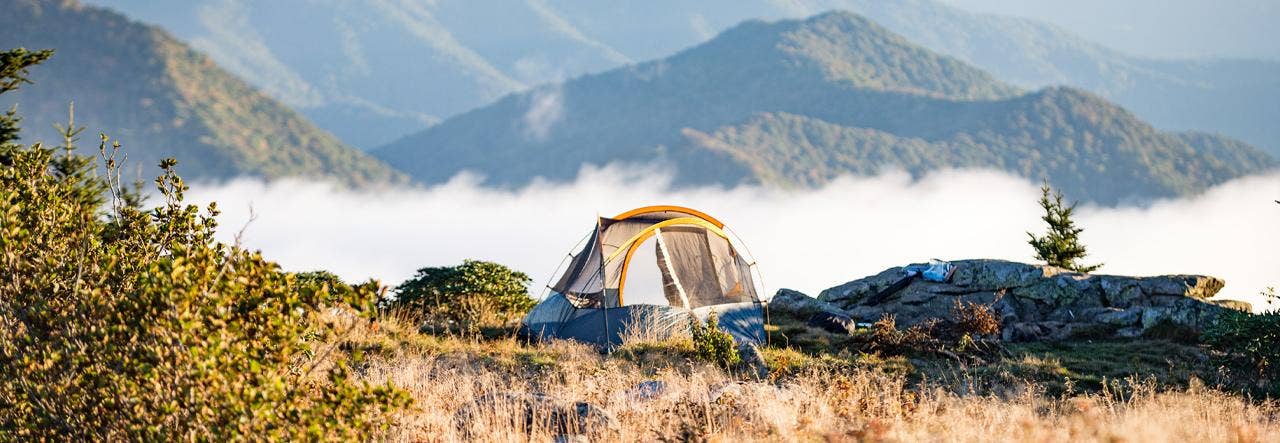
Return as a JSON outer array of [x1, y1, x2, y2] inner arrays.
[[691, 312, 741, 367], [295, 269, 382, 308], [0, 49, 408, 440], [389, 260, 535, 334], [1203, 293, 1280, 394], [297, 269, 348, 289]]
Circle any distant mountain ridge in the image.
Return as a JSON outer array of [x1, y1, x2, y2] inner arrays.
[[0, 0, 404, 186], [827, 0, 1280, 157], [85, 0, 1280, 157], [374, 11, 1273, 205]]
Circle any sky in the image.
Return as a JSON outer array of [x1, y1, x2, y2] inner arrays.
[[938, 0, 1280, 60], [186, 168, 1280, 312]]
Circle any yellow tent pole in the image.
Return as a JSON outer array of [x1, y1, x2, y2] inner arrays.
[[606, 217, 729, 305], [611, 205, 725, 228], [604, 217, 728, 263]]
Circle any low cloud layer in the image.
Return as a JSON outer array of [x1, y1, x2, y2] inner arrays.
[[188, 168, 1280, 310]]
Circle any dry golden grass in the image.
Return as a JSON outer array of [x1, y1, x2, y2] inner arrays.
[[320, 312, 1280, 442]]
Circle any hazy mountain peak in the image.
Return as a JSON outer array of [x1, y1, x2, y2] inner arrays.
[[1, 0, 405, 186], [680, 10, 1019, 100], [374, 10, 1271, 205]]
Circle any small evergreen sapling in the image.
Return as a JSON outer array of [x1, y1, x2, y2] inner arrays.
[[691, 312, 741, 368], [1027, 182, 1102, 273]]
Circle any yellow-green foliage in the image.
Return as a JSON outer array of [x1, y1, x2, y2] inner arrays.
[[691, 312, 741, 368], [0, 49, 408, 440], [389, 260, 535, 335]]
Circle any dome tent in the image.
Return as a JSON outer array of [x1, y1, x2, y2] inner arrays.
[[521, 206, 766, 349]]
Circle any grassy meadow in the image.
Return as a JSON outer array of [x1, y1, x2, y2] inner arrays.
[[311, 309, 1280, 442]]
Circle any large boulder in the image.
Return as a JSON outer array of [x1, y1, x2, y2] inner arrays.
[[769, 288, 861, 334], [817, 259, 1240, 341], [769, 288, 848, 317]]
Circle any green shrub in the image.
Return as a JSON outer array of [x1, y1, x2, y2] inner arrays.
[[0, 49, 408, 440], [295, 269, 382, 308], [691, 312, 741, 367], [297, 269, 347, 289], [1202, 294, 1280, 394], [389, 259, 535, 334], [1027, 182, 1102, 273]]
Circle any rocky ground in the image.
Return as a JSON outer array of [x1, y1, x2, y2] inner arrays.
[[771, 259, 1250, 342]]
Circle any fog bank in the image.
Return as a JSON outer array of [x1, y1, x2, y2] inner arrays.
[[187, 168, 1280, 310]]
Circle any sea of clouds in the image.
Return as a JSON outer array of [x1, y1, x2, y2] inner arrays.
[[187, 167, 1280, 311]]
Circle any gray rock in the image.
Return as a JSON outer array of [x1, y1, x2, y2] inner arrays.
[[770, 288, 847, 317], [1139, 298, 1222, 331], [949, 259, 1062, 290], [1094, 308, 1142, 326], [1100, 278, 1144, 306], [821, 259, 1230, 342], [1211, 299, 1253, 312], [1137, 275, 1225, 299], [1003, 321, 1078, 342], [1140, 309, 1165, 329], [817, 267, 905, 304], [627, 381, 667, 402]]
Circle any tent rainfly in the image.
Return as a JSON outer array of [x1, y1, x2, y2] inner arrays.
[[520, 206, 765, 349]]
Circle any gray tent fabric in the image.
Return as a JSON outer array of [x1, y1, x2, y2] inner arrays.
[[526, 206, 765, 349], [552, 228, 605, 307], [523, 298, 765, 348]]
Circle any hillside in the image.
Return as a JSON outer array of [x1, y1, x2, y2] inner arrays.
[[83, 0, 643, 148], [87, 0, 1280, 156], [374, 11, 1273, 204], [0, 0, 405, 186], [831, 0, 1280, 157]]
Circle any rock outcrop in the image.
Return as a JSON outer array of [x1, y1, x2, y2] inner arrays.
[[773, 259, 1249, 341], [770, 288, 848, 317]]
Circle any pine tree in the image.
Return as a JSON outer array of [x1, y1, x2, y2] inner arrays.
[[1027, 182, 1101, 273], [0, 48, 53, 149]]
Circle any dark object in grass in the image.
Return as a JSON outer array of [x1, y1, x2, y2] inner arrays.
[[806, 311, 858, 334]]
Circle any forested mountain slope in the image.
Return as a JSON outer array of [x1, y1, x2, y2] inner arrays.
[[0, 0, 404, 186], [375, 12, 1273, 204]]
